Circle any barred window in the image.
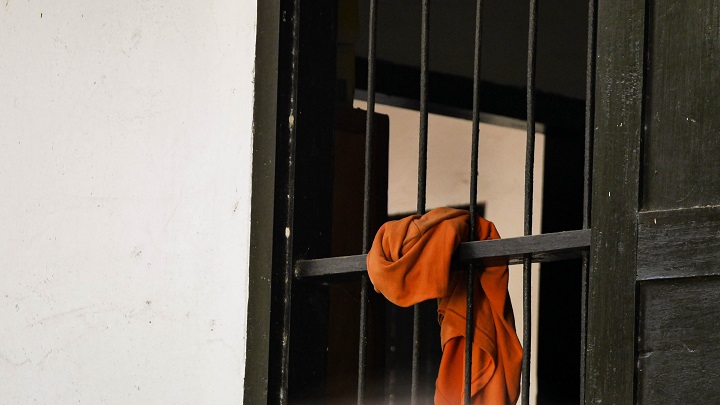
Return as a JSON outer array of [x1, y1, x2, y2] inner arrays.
[[249, 0, 596, 403]]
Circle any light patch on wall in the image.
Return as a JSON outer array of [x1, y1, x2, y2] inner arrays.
[[355, 100, 544, 404]]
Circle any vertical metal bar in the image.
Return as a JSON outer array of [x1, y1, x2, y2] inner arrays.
[[411, 2, 430, 404], [358, 0, 378, 403], [358, 248, 371, 404], [417, 4, 430, 214], [580, 0, 597, 402], [279, 0, 301, 403], [523, 0, 539, 404], [415, 0, 431, 402], [582, 0, 596, 235], [579, 247, 590, 403], [465, 0, 484, 403], [416, 0, 430, 215]]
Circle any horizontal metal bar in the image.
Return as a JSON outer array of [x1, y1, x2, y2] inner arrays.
[[295, 229, 590, 278]]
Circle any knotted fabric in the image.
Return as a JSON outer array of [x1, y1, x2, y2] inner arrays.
[[366, 207, 522, 404]]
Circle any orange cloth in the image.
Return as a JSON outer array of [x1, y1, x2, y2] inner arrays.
[[367, 207, 522, 404]]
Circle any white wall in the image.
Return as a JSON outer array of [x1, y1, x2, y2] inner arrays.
[[0, 1, 256, 403]]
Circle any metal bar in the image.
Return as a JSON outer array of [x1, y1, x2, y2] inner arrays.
[[583, 0, 596, 232], [296, 230, 591, 278], [523, 0, 539, 403], [362, 0, 378, 257], [580, 0, 597, 402], [465, 0, 484, 403], [579, 252, 589, 401], [357, 0, 378, 403], [456, 229, 590, 261], [411, 2, 430, 403], [417, 2, 429, 216], [358, 276, 369, 404], [410, 306, 421, 405], [278, 0, 301, 403], [521, 255, 532, 405]]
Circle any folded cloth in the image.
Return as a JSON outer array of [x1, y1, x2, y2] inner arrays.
[[366, 207, 522, 404]]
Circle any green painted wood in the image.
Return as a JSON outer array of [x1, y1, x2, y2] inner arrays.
[[244, 1, 281, 404], [637, 277, 720, 403], [282, 0, 338, 401], [635, 3, 720, 402], [642, 0, 720, 211], [638, 206, 720, 281], [585, 0, 645, 402]]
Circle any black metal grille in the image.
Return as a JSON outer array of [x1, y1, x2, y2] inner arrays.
[[276, 0, 598, 403]]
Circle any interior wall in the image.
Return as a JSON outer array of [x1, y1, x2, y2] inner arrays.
[[0, 1, 256, 403], [356, 0, 589, 100], [356, 100, 544, 403]]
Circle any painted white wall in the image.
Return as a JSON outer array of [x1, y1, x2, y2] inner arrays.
[[0, 1, 256, 403], [356, 101, 543, 403]]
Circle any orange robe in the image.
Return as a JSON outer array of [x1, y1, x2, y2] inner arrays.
[[366, 207, 522, 404]]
